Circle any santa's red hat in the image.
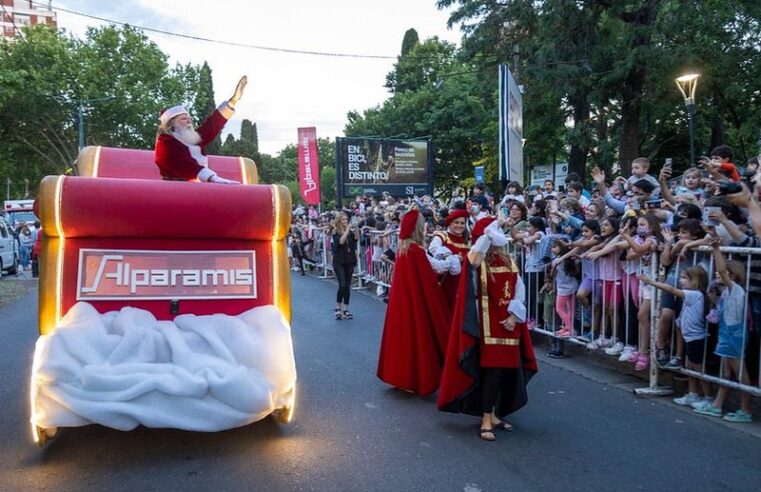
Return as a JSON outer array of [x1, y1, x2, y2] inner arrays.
[[159, 105, 189, 127], [471, 216, 496, 241], [446, 209, 470, 225], [399, 210, 420, 239]]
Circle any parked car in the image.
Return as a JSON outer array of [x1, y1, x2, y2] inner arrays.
[[0, 217, 19, 275]]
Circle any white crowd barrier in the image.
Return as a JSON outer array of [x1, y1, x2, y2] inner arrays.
[[304, 226, 761, 402]]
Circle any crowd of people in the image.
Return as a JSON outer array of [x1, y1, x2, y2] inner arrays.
[[290, 144, 761, 426]]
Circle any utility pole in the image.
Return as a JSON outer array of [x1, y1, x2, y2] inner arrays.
[[6, 177, 10, 200], [74, 96, 116, 151]]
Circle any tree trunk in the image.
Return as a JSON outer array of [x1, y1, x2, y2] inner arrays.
[[568, 91, 590, 181], [618, 90, 641, 176]]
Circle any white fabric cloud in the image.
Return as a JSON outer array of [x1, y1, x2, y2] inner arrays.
[[31, 302, 296, 432]]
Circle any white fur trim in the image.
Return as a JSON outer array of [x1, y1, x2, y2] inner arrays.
[[197, 167, 216, 182], [160, 105, 189, 127], [218, 100, 235, 119], [485, 220, 507, 247]]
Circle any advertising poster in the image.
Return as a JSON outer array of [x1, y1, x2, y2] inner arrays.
[[336, 138, 432, 198], [499, 64, 523, 185]]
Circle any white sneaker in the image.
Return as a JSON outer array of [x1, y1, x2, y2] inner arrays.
[[586, 337, 603, 350], [605, 342, 625, 356], [618, 346, 636, 362], [690, 397, 713, 410], [673, 393, 702, 406]]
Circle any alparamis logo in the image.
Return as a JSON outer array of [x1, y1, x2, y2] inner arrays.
[[77, 249, 257, 300]]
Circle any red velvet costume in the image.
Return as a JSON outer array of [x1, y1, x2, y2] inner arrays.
[[431, 230, 470, 305], [154, 109, 230, 181], [437, 229, 537, 418], [377, 212, 451, 396]]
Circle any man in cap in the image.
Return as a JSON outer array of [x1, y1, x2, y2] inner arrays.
[[154, 76, 247, 183]]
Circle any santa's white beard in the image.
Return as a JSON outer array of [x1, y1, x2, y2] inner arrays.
[[173, 125, 202, 145]]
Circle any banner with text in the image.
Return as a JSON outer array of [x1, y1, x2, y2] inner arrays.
[[77, 249, 257, 300], [336, 137, 432, 197], [297, 127, 321, 205]]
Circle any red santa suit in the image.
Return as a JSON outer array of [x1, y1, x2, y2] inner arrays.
[[376, 210, 461, 396], [428, 209, 471, 306], [437, 217, 537, 418], [154, 102, 235, 181]]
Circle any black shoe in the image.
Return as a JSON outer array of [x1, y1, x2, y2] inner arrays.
[[547, 350, 566, 359]]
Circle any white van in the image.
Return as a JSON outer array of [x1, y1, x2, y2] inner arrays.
[[0, 217, 19, 275]]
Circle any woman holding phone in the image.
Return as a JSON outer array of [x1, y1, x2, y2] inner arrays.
[[331, 212, 359, 320]]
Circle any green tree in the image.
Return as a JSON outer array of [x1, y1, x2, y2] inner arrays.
[[193, 61, 220, 153], [0, 24, 199, 196]]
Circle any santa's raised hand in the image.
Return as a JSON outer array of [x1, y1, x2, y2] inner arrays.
[[230, 76, 248, 107]]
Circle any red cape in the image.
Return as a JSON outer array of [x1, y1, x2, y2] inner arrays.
[[437, 262, 537, 418], [377, 243, 451, 396]]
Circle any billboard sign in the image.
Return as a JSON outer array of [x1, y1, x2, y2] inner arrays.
[[499, 64, 523, 185], [77, 249, 257, 301], [336, 137, 433, 198]]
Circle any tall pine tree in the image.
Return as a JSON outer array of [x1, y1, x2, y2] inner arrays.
[[193, 62, 220, 154]]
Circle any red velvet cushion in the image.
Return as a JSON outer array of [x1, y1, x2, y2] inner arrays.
[[94, 147, 245, 182], [55, 177, 280, 240]]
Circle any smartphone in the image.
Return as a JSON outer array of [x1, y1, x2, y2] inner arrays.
[[702, 207, 721, 226], [664, 158, 673, 168], [644, 199, 662, 209]]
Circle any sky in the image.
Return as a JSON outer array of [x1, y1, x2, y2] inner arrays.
[[52, 0, 464, 155]]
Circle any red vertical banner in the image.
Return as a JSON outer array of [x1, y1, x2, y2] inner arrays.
[[297, 127, 321, 205]]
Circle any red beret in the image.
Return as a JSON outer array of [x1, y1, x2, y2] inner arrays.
[[399, 210, 420, 239], [446, 209, 470, 225], [471, 217, 496, 241]]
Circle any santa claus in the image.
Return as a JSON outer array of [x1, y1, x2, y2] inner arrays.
[[154, 76, 247, 183]]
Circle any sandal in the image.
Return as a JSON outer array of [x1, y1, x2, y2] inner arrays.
[[722, 410, 752, 423], [693, 405, 723, 418], [342, 310, 354, 320], [493, 421, 514, 432], [479, 428, 496, 442], [334, 309, 342, 320]]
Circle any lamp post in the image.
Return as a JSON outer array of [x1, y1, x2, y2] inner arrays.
[[675, 73, 700, 166]]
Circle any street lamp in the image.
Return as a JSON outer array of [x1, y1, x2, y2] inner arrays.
[[675, 73, 700, 166]]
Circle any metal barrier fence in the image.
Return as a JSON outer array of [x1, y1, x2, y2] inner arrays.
[[301, 226, 761, 401]]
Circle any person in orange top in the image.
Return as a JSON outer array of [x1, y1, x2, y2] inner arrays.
[[437, 217, 538, 442], [428, 208, 470, 305]]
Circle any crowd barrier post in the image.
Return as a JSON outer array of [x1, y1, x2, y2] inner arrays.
[[635, 252, 673, 397]]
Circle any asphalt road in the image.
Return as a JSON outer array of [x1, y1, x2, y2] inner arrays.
[[1, 273, 760, 491]]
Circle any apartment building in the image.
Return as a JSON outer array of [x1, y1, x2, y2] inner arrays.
[[1, 0, 56, 39]]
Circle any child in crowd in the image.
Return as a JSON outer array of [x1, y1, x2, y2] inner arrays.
[[675, 167, 705, 202], [694, 239, 753, 422], [622, 214, 662, 368], [500, 181, 525, 205], [551, 239, 580, 339], [627, 157, 660, 196], [655, 218, 708, 368], [640, 266, 712, 405], [554, 220, 602, 342], [584, 217, 623, 349], [518, 217, 548, 329]]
